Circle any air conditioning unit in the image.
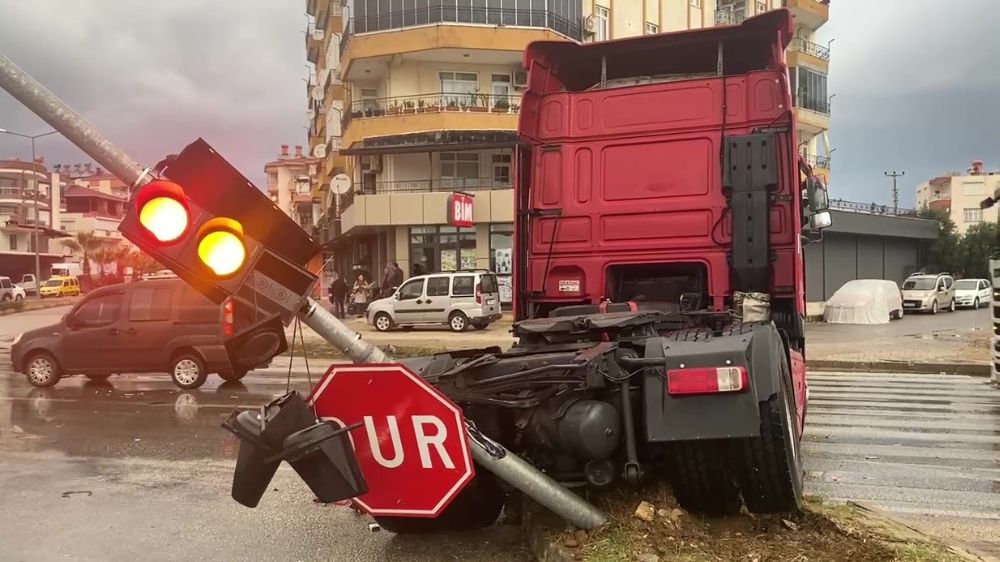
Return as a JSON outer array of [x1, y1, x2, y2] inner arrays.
[[313, 144, 327, 158], [311, 86, 324, 100], [312, 28, 325, 41], [513, 70, 528, 88], [584, 15, 596, 34]]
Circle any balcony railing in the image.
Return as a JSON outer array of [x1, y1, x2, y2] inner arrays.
[[341, 176, 511, 210], [796, 96, 831, 115], [802, 153, 831, 168], [790, 37, 831, 61], [830, 199, 916, 217], [341, 8, 584, 57], [714, 10, 745, 25], [343, 92, 520, 128]]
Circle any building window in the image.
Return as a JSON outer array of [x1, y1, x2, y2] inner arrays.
[[593, 5, 609, 42], [490, 224, 514, 304], [964, 208, 983, 223], [492, 154, 512, 186], [409, 226, 477, 276], [690, 0, 701, 7], [440, 152, 480, 190], [9, 234, 17, 251], [360, 87, 379, 112], [645, 22, 659, 34], [755, 1, 767, 14], [792, 67, 829, 114], [491, 73, 512, 109], [440, 71, 478, 108]]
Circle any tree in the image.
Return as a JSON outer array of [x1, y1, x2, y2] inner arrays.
[[917, 207, 961, 274], [60, 231, 101, 278], [957, 222, 997, 279]]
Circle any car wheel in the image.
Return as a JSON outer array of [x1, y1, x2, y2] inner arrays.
[[949, 299, 956, 312], [14, 294, 23, 302], [373, 312, 394, 332], [1, 294, 10, 302], [930, 301, 938, 314], [449, 312, 469, 332], [973, 298, 980, 309], [170, 353, 207, 390], [891, 308, 903, 320], [26, 352, 61, 387], [218, 369, 248, 382]]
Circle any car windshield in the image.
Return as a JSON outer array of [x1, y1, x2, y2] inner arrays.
[[954, 280, 979, 290], [903, 278, 936, 290], [44, 280, 63, 287]]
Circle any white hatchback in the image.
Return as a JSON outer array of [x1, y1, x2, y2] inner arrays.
[[953, 278, 991, 309], [367, 270, 503, 332]]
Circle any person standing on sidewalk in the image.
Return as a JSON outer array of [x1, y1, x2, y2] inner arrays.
[[388, 261, 404, 296], [328, 272, 347, 318]]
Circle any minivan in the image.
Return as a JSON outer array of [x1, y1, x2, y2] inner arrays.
[[901, 272, 956, 314], [11, 279, 250, 389], [366, 270, 502, 332], [39, 276, 81, 298]]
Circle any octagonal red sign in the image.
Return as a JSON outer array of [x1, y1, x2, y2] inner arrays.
[[309, 363, 475, 517]]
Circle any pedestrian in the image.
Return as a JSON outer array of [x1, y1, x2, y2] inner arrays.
[[380, 262, 393, 298], [351, 273, 370, 317], [389, 261, 404, 295], [328, 271, 347, 318]]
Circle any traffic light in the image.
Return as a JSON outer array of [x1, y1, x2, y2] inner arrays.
[[119, 138, 321, 368]]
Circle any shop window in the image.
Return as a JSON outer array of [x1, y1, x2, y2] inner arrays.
[[409, 226, 477, 276]]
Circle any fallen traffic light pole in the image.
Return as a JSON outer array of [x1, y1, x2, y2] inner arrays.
[[0, 52, 608, 530]]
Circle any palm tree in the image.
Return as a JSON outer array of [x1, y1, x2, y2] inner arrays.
[[112, 244, 132, 277], [60, 231, 101, 278]]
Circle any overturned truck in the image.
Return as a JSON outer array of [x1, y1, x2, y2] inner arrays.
[[0, 7, 832, 535]]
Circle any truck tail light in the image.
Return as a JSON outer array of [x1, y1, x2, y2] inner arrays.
[[666, 366, 748, 396], [223, 298, 234, 337], [475, 282, 482, 304]]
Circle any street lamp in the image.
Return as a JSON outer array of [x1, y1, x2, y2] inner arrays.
[[883, 170, 905, 215], [0, 127, 59, 299]]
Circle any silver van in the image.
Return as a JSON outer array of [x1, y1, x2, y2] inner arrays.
[[367, 270, 502, 332], [901, 272, 956, 314]]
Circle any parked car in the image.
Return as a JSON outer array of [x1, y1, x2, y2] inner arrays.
[[953, 278, 991, 309], [0, 276, 26, 302], [823, 279, 904, 324], [367, 270, 502, 332], [901, 272, 955, 314], [39, 276, 81, 298], [10, 279, 252, 389], [19, 273, 38, 295]]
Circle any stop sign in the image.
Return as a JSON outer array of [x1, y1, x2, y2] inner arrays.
[[309, 363, 475, 517]]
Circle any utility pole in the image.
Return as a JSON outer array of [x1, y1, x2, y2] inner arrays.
[[884, 170, 905, 215], [0, 128, 58, 299]]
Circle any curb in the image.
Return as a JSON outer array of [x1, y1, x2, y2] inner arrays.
[[810, 359, 991, 377], [522, 503, 576, 562]]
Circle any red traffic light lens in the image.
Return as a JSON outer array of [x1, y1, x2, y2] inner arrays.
[[135, 180, 190, 243], [197, 218, 247, 277]]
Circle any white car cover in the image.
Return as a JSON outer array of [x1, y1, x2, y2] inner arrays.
[[823, 279, 902, 324]]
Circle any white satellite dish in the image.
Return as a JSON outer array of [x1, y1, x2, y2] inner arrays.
[[332, 173, 352, 195], [312, 144, 327, 158]]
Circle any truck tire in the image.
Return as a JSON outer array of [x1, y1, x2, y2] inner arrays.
[[373, 470, 504, 534], [665, 440, 740, 516], [732, 342, 803, 514]]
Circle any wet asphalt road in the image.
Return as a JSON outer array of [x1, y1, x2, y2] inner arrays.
[[1, 307, 999, 560]]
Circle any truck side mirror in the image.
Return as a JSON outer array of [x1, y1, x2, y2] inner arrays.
[[809, 210, 832, 230], [805, 176, 830, 211]]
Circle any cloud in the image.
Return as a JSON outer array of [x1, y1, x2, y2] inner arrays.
[[821, 0, 1000, 205], [0, 0, 309, 186]]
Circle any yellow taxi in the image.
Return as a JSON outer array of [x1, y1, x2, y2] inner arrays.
[[39, 276, 81, 298]]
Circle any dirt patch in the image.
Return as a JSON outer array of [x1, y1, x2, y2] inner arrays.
[[550, 482, 971, 562]]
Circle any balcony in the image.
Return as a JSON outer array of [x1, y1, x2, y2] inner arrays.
[[342, 92, 521, 150], [714, 10, 745, 26], [784, 0, 829, 30], [339, 8, 582, 79], [793, 95, 830, 134], [788, 37, 830, 70]]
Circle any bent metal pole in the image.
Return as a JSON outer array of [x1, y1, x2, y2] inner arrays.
[[0, 54, 149, 190], [0, 50, 608, 530]]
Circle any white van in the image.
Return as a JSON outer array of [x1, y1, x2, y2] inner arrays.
[[51, 263, 83, 278], [366, 270, 502, 332]]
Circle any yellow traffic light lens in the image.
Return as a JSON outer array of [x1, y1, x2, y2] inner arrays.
[[139, 196, 188, 242], [198, 230, 246, 277]]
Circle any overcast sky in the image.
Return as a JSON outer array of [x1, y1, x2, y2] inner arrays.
[[1, 1, 998, 205]]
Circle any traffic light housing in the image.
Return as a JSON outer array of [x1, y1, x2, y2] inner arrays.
[[119, 139, 321, 368]]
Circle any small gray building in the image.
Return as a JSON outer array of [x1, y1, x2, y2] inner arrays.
[[804, 207, 939, 301]]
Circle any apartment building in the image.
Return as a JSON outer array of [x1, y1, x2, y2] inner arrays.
[[0, 159, 65, 277], [264, 144, 323, 230], [916, 160, 1000, 235], [304, 0, 830, 302]]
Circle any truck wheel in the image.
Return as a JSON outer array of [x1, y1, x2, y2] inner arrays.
[[732, 349, 803, 514], [373, 471, 503, 533], [666, 440, 740, 516]]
